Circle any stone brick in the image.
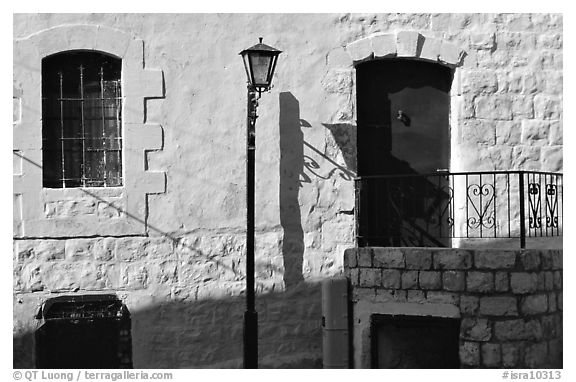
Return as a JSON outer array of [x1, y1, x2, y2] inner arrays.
[[512, 145, 541, 170], [541, 146, 563, 172], [349, 268, 359, 286], [396, 31, 421, 57], [459, 341, 480, 366], [502, 343, 522, 368], [550, 250, 562, 270], [534, 95, 562, 120], [537, 272, 546, 291], [65, 239, 95, 261], [519, 250, 541, 270], [343, 249, 357, 268], [540, 250, 554, 270], [460, 295, 479, 315], [418, 271, 441, 290], [553, 271, 562, 289], [42, 262, 84, 292], [419, 36, 441, 61], [371, 33, 396, 58], [426, 291, 459, 305], [145, 237, 174, 259], [520, 120, 549, 146], [462, 70, 498, 95], [433, 250, 473, 270], [498, 32, 537, 50], [548, 120, 562, 145], [405, 249, 431, 270], [521, 294, 548, 315], [116, 237, 148, 262], [482, 343, 501, 367], [443, 271, 465, 291], [524, 342, 548, 368], [466, 272, 494, 292], [541, 315, 558, 338], [495, 121, 522, 145], [474, 250, 517, 269], [121, 263, 149, 290], [97, 200, 123, 218], [401, 270, 418, 289], [374, 289, 406, 303], [380, 269, 401, 289], [469, 32, 495, 50], [494, 272, 509, 292], [149, 260, 178, 285], [321, 69, 353, 94], [93, 238, 116, 261], [461, 318, 491, 341], [357, 248, 372, 267], [439, 40, 462, 65], [548, 292, 557, 312], [479, 296, 518, 316], [544, 271, 554, 291], [34, 240, 65, 261], [406, 290, 425, 303], [459, 119, 496, 145], [373, 248, 404, 268], [494, 319, 542, 341], [346, 37, 372, 62], [557, 292, 562, 310], [548, 338, 562, 368], [15, 240, 35, 262], [359, 268, 381, 287], [475, 96, 512, 120], [510, 272, 538, 293]]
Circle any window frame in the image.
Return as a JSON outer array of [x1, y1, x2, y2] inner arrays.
[[13, 25, 165, 238]]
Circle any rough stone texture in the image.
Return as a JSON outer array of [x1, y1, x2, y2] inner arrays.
[[467, 272, 494, 292], [418, 271, 442, 290], [347, 248, 562, 369], [14, 12, 563, 369], [460, 341, 480, 366]]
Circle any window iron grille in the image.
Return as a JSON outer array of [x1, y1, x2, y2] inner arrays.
[[42, 51, 122, 188]]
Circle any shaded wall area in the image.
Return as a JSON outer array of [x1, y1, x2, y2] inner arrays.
[[13, 281, 323, 368]]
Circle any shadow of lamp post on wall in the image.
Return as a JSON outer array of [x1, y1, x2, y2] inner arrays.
[[239, 37, 282, 369]]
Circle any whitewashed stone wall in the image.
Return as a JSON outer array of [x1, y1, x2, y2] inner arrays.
[[13, 13, 562, 368]]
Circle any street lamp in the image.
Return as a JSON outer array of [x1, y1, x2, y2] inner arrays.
[[239, 38, 281, 369]]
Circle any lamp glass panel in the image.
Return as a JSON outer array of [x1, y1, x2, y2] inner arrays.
[[248, 53, 273, 87]]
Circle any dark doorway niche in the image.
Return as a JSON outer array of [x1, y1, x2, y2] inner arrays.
[[370, 314, 460, 369], [355, 59, 454, 247], [35, 294, 132, 369]]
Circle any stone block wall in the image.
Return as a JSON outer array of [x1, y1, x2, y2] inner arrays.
[[344, 247, 562, 368], [13, 232, 323, 368], [13, 13, 562, 368]]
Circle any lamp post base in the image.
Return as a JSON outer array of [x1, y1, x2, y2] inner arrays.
[[243, 310, 258, 368]]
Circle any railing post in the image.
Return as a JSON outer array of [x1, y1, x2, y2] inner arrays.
[[355, 178, 361, 246], [518, 171, 526, 249]]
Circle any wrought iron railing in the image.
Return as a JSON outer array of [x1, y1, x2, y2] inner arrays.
[[355, 171, 563, 248]]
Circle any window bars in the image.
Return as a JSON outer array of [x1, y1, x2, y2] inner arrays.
[[42, 52, 122, 188]]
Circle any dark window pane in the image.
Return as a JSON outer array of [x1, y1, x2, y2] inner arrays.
[[42, 51, 122, 188]]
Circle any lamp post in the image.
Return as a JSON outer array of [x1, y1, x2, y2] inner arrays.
[[239, 38, 281, 369]]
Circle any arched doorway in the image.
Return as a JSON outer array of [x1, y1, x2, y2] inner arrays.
[[356, 59, 454, 247]]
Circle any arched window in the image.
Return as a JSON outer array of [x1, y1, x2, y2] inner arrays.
[[42, 51, 122, 188]]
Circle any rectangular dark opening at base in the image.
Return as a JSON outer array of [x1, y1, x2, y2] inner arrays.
[[371, 314, 460, 369], [35, 295, 132, 369]]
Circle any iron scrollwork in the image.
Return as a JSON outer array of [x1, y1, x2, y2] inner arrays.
[[528, 183, 542, 229], [545, 184, 558, 228], [467, 183, 496, 230]]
